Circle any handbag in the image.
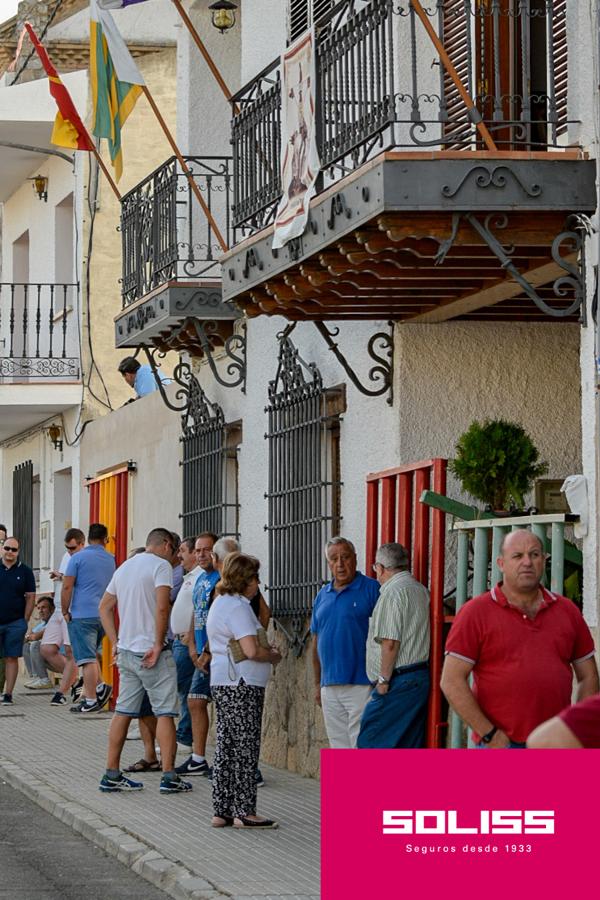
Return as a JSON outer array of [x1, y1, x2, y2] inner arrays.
[[228, 627, 270, 663]]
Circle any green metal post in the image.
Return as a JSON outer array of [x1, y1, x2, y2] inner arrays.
[[532, 523, 548, 587], [550, 522, 565, 593], [472, 525, 489, 597], [451, 530, 470, 749], [490, 525, 508, 586]]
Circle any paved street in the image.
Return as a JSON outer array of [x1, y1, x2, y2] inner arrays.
[[0, 686, 319, 900], [0, 781, 172, 899]]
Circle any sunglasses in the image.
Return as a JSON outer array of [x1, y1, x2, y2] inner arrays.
[[4, 546, 18, 552], [65, 544, 79, 551]]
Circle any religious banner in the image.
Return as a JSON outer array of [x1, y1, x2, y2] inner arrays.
[[272, 30, 320, 250]]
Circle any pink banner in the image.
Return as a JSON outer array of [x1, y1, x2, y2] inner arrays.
[[322, 749, 600, 899]]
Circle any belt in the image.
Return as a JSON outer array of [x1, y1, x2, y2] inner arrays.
[[393, 661, 429, 675], [175, 633, 188, 641]]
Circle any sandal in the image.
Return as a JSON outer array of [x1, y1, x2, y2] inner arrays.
[[211, 815, 234, 828], [233, 816, 278, 829], [125, 758, 161, 773]]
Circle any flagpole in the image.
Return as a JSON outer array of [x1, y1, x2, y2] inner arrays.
[[89, 140, 122, 201], [169, 0, 239, 114], [141, 85, 228, 253]]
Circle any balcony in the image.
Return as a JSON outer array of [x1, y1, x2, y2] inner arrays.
[[0, 282, 82, 441], [222, 0, 596, 323], [115, 155, 237, 353], [0, 282, 80, 379]]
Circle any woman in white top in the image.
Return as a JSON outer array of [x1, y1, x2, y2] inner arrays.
[[206, 552, 281, 828]]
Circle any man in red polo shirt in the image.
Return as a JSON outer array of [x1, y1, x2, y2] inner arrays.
[[441, 529, 599, 748]]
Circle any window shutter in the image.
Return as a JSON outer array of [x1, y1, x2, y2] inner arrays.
[[442, 0, 472, 147], [552, 0, 568, 136], [288, 0, 334, 43]]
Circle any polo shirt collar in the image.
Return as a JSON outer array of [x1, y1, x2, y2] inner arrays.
[[491, 582, 557, 608], [325, 572, 363, 593]]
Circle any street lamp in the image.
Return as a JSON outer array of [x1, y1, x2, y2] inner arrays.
[[209, 0, 237, 33], [47, 423, 63, 451]]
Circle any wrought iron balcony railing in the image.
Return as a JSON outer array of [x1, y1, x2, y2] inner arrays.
[[231, 0, 571, 234], [120, 156, 232, 307], [0, 282, 80, 379]]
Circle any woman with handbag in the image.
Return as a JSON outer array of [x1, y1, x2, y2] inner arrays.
[[206, 552, 281, 828]]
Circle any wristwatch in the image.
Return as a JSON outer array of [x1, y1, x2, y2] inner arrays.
[[480, 725, 498, 744], [377, 675, 389, 685]]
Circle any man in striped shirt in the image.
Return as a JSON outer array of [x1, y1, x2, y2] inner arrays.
[[357, 542, 430, 748]]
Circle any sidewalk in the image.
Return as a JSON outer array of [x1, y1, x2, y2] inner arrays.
[[0, 687, 320, 900]]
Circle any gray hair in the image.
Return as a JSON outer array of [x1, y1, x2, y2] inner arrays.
[[376, 542, 409, 571], [325, 536, 356, 558], [212, 537, 241, 562]]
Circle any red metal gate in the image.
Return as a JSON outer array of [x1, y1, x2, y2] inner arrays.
[[366, 458, 447, 747]]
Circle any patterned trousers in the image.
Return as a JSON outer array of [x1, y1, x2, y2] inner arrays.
[[211, 680, 265, 819]]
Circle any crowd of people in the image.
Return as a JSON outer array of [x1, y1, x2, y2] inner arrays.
[[1, 520, 600, 834]]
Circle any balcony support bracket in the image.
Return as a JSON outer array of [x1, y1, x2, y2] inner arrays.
[[465, 212, 590, 321], [313, 320, 394, 405]]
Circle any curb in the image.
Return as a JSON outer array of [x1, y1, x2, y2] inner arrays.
[[0, 757, 228, 900]]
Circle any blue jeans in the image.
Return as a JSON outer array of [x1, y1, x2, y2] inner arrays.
[[476, 741, 527, 749], [357, 664, 430, 749], [172, 638, 194, 745], [67, 617, 104, 666]]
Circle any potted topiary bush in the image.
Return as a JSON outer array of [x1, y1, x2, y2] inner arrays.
[[449, 419, 548, 513]]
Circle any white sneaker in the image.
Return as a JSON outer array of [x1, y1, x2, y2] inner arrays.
[[126, 722, 141, 740], [32, 680, 53, 690], [24, 678, 41, 689]]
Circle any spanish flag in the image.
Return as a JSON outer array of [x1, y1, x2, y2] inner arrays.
[[24, 24, 94, 151], [90, 0, 145, 181]]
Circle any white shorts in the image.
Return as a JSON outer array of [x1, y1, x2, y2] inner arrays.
[[41, 613, 70, 647]]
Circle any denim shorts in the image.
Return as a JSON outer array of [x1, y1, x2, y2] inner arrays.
[[188, 667, 212, 700], [0, 619, 28, 658], [115, 648, 179, 717], [68, 617, 104, 665]]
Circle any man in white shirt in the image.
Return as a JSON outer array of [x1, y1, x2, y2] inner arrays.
[[98, 527, 193, 794], [170, 535, 207, 750], [42, 528, 85, 705]]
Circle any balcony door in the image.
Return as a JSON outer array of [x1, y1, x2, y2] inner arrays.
[[443, 0, 568, 149]]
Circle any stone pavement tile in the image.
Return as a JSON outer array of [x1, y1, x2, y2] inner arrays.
[[0, 688, 320, 898]]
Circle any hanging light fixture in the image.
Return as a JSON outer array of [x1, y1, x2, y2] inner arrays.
[[47, 423, 63, 451], [30, 174, 48, 202], [209, 0, 237, 33]]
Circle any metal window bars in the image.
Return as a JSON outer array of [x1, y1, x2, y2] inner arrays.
[[265, 332, 342, 643], [179, 374, 240, 539]]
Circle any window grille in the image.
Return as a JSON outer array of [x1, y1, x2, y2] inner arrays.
[[180, 375, 241, 539], [265, 335, 344, 635], [13, 460, 33, 568]]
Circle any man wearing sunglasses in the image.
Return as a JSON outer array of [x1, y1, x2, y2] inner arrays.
[[0, 536, 36, 704], [42, 528, 85, 705]]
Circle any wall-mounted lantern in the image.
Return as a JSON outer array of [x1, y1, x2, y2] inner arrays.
[[209, 0, 237, 33], [30, 174, 48, 202], [47, 423, 63, 451]]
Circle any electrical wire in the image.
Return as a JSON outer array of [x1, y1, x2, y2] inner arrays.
[[10, 0, 64, 86]]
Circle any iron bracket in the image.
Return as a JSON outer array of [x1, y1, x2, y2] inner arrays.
[[465, 212, 590, 321], [272, 617, 312, 658], [313, 320, 394, 405]]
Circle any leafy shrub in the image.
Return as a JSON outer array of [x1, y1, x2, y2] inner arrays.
[[449, 419, 548, 510]]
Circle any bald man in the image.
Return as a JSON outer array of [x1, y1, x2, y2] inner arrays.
[[441, 529, 598, 748]]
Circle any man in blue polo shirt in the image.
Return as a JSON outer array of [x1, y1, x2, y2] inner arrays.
[[118, 356, 170, 399], [0, 536, 36, 704], [62, 523, 115, 713], [311, 536, 379, 748]]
